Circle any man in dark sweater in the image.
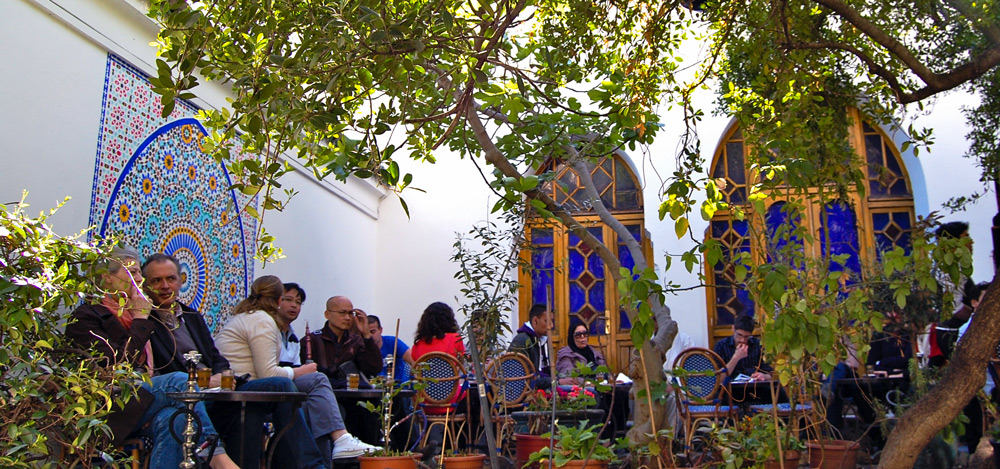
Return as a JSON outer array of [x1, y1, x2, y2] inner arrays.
[[713, 314, 772, 381]]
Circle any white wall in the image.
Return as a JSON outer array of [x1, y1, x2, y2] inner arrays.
[[257, 167, 385, 335], [0, 0, 114, 231], [374, 152, 512, 345]]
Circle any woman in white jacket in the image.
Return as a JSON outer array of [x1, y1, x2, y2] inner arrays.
[[216, 275, 378, 463]]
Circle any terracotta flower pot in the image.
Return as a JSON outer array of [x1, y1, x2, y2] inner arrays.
[[438, 453, 487, 469], [516, 433, 553, 469], [762, 450, 800, 469], [558, 459, 609, 469], [807, 439, 860, 469], [358, 453, 418, 469]]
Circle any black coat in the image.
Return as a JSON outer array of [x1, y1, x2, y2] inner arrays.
[[148, 302, 230, 375], [64, 303, 155, 446]]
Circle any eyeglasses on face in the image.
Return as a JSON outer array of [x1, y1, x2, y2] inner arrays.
[[280, 296, 303, 305], [573, 331, 589, 338], [328, 309, 357, 317]]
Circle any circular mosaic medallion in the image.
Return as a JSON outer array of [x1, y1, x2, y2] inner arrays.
[[98, 118, 253, 330]]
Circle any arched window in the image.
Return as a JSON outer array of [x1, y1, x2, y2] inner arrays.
[[705, 110, 915, 344], [519, 153, 649, 373]]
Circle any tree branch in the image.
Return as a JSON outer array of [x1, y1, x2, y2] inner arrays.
[[808, 0, 1000, 103]]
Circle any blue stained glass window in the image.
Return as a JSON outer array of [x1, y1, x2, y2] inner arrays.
[[530, 229, 554, 307], [872, 211, 913, 257], [591, 317, 607, 336], [567, 228, 606, 333], [866, 135, 889, 197], [532, 228, 553, 245], [765, 202, 803, 261], [866, 132, 911, 198], [590, 283, 605, 314], [727, 142, 746, 185], [619, 246, 634, 272], [615, 162, 641, 211], [569, 249, 585, 279], [892, 212, 912, 252], [616, 224, 642, 331], [619, 310, 632, 329], [820, 201, 861, 275], [569, 283, 585, 312]]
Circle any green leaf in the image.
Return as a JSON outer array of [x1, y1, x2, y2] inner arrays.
[[675, 217, 689, 239]]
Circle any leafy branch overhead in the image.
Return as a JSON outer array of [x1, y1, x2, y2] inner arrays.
[[149, 1, 1000, 467]]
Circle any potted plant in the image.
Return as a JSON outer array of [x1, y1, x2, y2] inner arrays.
[[357, 377, 420, 469], [514, 387, 604, 434], [513, 386, 606, 468], [526, 422, 617, 469], [715, 413, 804, 469], [436, 448, 488, 469]]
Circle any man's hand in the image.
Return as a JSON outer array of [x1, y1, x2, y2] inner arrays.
[[751, 371, 771, 381], [210, 373, 222, 388], [733, 343, 749, 361], [354, 309, 370, 338]]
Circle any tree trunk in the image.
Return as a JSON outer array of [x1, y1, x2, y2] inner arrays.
[[879, 273, 1000, 468], [463, 104, 678, 448]]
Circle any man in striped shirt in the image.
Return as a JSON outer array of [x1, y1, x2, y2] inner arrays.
[[713, 315, 772, 381]]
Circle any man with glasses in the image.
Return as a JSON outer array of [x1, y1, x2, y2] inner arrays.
[[714, 314, 772, 381], [303, 296, 384, 445], [302, 296, 383, 388], [276, 283, 306, 367]]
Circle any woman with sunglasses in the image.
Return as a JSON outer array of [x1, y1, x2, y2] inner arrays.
[[555, 322, 607, 386]]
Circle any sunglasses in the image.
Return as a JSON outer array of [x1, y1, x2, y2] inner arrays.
[[573, 331, 589, 338]]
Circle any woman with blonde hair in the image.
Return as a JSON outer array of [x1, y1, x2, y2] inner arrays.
[[216, 276, 377, 463]]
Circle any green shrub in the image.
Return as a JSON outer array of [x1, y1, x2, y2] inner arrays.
[[0, 195, 141, 467]]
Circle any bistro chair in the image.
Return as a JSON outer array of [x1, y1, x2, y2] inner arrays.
[[412, 352, 470, 449], [484, 352, 535, 455], [672, 347, 736, 448]]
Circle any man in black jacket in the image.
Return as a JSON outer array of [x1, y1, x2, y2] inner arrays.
[[509, 303, 553, 387], [142, 253, 325, 468]]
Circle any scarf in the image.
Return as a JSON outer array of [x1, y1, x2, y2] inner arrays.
[[101, 295, 155, 372], [569, 337, 596, 366]]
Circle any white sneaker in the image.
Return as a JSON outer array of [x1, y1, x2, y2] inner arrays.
[[331, 434, 381, 459]]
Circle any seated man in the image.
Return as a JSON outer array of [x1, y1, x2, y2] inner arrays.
[[509, 303, 554, 388], [276, 282, 306, 368], [302, 295, 383, 444], [367, 314, 415, 383], [142, 253, 325, 468], [713, 314, 772, 381], [275, 282, 376, 462], [302, 295, 383, 385]]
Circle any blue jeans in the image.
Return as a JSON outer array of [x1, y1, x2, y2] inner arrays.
[[208, 377, 326, 469], [134, 372, 219, 469], [294, 373, 346, 468]]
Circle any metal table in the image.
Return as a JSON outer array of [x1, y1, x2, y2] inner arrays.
[[167, 390, 307, 468]]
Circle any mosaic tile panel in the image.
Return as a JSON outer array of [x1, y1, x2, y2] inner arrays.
[[89, 54, 256, 332]]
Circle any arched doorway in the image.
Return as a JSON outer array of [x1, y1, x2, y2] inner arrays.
[[519, 153, 651, 373], [705, 109, 917, 345]]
